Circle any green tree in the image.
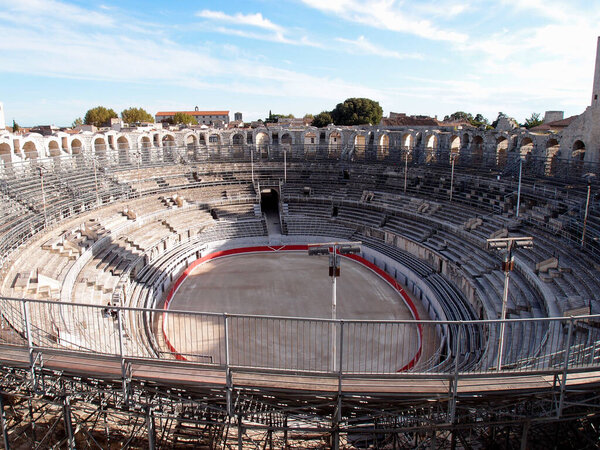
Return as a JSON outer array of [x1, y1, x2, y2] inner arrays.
[[443, 111, 473, 122], [72, 117, 83, 128], [330, 98, 383, 126], [173, 112, 198, 125], [522, 112, 543, 129], [12, 119, 19, 133], [84, 106, 118, 127], [311, 111, 333, 128], [471, 113, 489, 127], [121, 107, 154, 124], [265, 112, 294, 123], [303, 113, 314, 120]]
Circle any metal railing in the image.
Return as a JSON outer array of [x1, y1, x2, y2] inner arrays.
[[2, 296, 600, 377]]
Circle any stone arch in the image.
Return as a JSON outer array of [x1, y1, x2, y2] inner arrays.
[[93, 136, 107, 155], [256, 132, 269, 157], [572, 140, 585, 161], [71, 138, 83, 154], [545, 139, 560, 176], [232, 133, 244, 158], [378, 134, 390, 160], [425, 134, 438, 163], [117, 135, 130, 150], [162, 134, 175, 148], [571, 140, 586, 175], [496, 136, 509, 167], [401, 132, 414, 162], [23, 141, 38, 159], [48, 140, 61, 157], [519, 137, 534, 158], [354, 134, 366, 159], [461, 133, 471, 151], [185, 133, 197, 148], [328, 131, 342, 158], [280, 133, 292, 146], [140, 136, 152, 150], [472, 136, 484, 165], [0, 142, 11, 162], [449, 135, 460, 162], [304, 132, 317, 157]]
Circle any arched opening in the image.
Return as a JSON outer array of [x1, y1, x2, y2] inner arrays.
[[545, 139, 560, 176], [519, 137, 534, 159], [328, 132, 341, 158], [141, 136, 151, 150], [378, 134, 390, 160], [572, 140, 585, 161], [449, 135, 460, 162], [48, 141, 60, 157], [199, 134, 206, 146], [94, 137, 106, 157], [401, 133, 414, 162], [354, 135, 366, 159], [208, 134, 220, 158], [496, 137, 508, 167], [304, 132, 317, 158], [186, 134, 197, 149], [232, 133, 244, 158], [260, 188, 279, 215], [23, 141, 38, 159], [572, 140, 586, 175], [0, 143, 11, 162], [71, 139, 83, 154], [472, 136, 484, 165], [117, 136, 129, 150], [256, 132, 269, 158], [162, 135, 175, 148], [425, 135, 437, 163]]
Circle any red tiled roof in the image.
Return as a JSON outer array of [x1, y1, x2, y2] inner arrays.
[[529, 115, 578, 132], [156, 111, 229, 116]]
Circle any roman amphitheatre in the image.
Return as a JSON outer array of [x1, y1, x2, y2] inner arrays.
[[1, 41, 600, 449]]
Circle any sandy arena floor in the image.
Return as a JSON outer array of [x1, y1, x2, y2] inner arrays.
[[162, 251, 422, 373]]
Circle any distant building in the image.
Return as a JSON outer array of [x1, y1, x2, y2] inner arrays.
[[234, 112, 243, 121], [155, 106, 229, 126]]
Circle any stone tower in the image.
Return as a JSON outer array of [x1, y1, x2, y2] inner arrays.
[[0, 102, 5, 130], [592, 36, 600, 108]]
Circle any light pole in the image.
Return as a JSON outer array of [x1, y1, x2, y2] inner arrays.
[[581, 178, 594, 249], [308, 241, 361, 372], [487, 236, 533, 370], [403, 151, 408, 193], [38, 167, 48, 228], [449, 152, 457, 202], [284, 147, 287, 182], [92, 156, 100, 207], [515, 156, 523, 218]]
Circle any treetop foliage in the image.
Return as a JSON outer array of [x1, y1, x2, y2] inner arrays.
[[173, 112, 198, 125], [84, 106, 118, 127], [522, 112, 543, 129], [443, 111, 489, 128], [121, 107, 153, 124], [311, 111, 333, 128], [330, 98, 383, 126]]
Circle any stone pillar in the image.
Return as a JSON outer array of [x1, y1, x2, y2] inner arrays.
[[592, 36, 600, 108]]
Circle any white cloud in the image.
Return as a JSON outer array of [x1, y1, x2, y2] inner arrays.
[[196, 10, 284, 33], [300, 0, 468, 43], [336, 36, 423, 60]]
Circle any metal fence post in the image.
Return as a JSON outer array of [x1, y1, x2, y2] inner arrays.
[[558, 318, 574, 418], [116, 308, 128, 403], [21, 299, 37, 389], [449, 322, 461, 425], [63, 395, 75, 450], [224, 314, 233, 417], [0, 393, 9, 450]]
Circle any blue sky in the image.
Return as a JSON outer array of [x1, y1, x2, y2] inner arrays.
[[0, 0, 598, 127]]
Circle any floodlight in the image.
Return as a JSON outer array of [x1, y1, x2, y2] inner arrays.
[[339, 245, 361, 255], [308, 247, 329, 256]]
